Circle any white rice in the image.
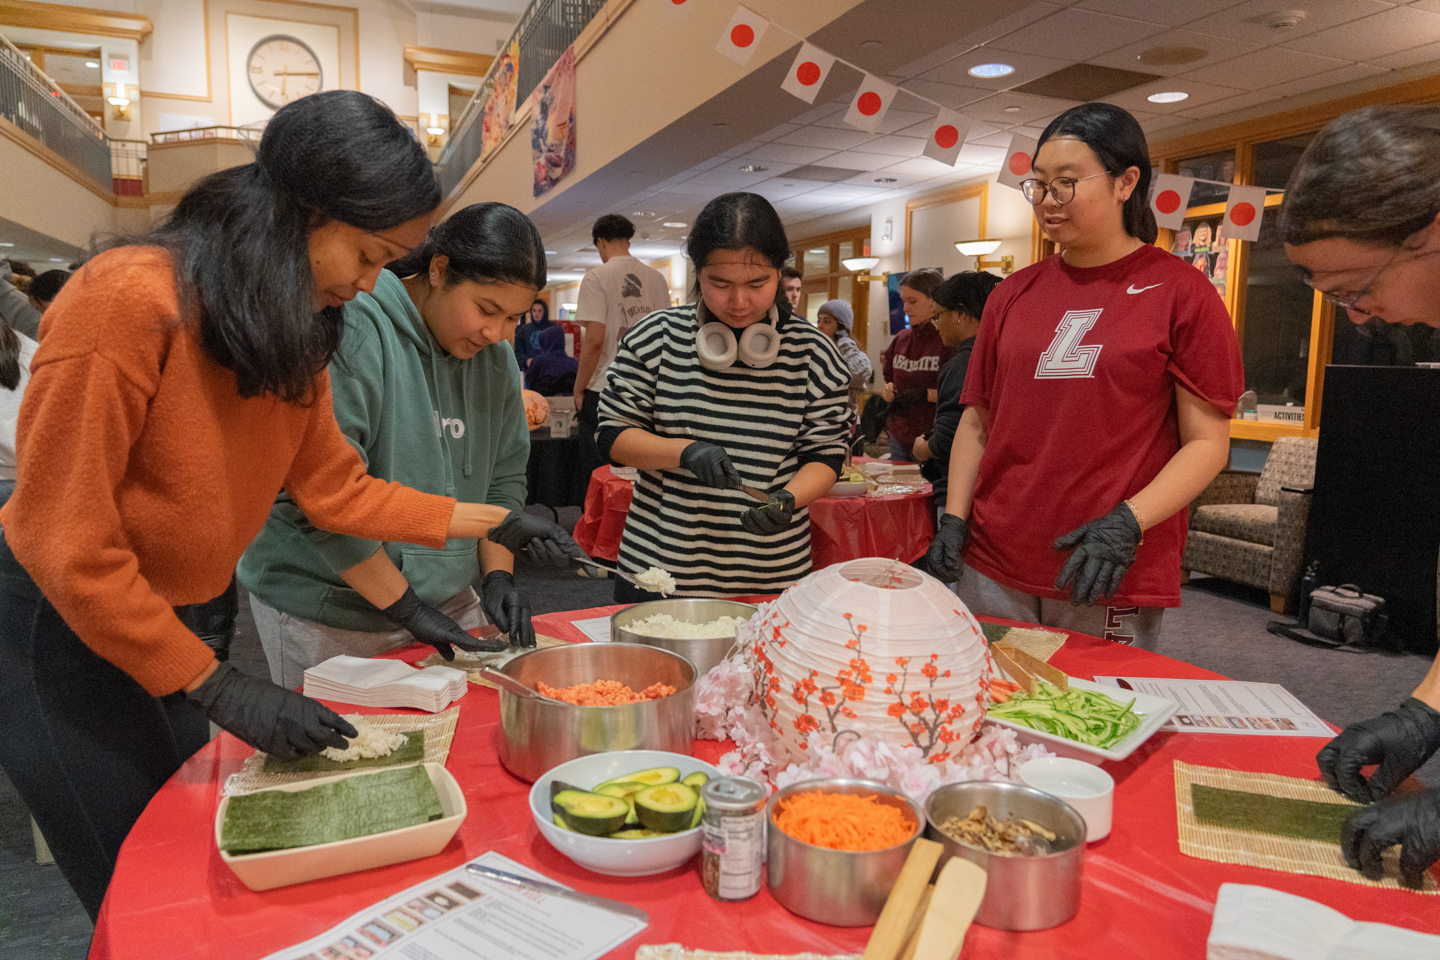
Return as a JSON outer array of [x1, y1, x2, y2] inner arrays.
[[623, 614, 747, 639], [635, 566, 677, 597], [321, 715, 409, 762]]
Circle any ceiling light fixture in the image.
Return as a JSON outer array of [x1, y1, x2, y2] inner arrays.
[[1147, 91, 1189, 104], [1003, 105, 1022, 113], [544, 250, 558, 255], [662, 221, 687, 228], [969, 63, 1015, 79], [49, 257, 66, 262], [633, 211, 655, 218], [86, 61, 99, 68], [739, 164, 768, 173], [0, 242, 14, 247], [561, 302, 578, 312], [874, 177, 898, 183], [861, 40, 882, 52], [841, 255, 880, 271]]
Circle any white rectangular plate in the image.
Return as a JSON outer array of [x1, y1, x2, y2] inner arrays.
[[987, 674, 1179, 763]]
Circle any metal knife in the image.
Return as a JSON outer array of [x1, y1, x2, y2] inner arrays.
[[465, 864, 650, 923]]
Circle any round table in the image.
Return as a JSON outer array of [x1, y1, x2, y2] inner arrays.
[[572, 466, 936, 567], [91, 609, 1439, 960]]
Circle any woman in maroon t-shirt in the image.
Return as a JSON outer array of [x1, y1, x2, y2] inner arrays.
[[923, 103, 1242, 649], [880, 269, 951, 461]]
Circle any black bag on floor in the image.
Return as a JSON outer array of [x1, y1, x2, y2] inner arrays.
[[1267, 583, 1392, 652]]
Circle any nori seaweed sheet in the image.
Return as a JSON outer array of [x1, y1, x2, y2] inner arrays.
[[1191, 783, 1354, 844], [262, 730, 425, 773], [981, 623, 1011, 646], [221, 765, 444, 854]]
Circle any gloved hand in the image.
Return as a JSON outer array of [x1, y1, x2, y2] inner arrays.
[[185, 661, 357, 760], [741, 490, 796, 535], [1341, 788, 1440, 888], [481, 570, 535, 648], [486, 510, 590, 568], [382, 585, 507, 659], [925, 513, 969, 584], [1053, 502, 1142, 605], [680, 441, 742, 490], [1318, 698, 1440, 802]]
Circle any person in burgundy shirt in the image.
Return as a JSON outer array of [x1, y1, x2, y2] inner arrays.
[[881, 268, 951, 461], [924, 103, 1243, 649]]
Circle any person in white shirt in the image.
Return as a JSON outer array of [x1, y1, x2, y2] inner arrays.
[[0, 314, 37, 489], [574, 214, 671, 476]]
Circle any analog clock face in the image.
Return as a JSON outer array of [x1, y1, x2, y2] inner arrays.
[[247, 35, 323, 109]]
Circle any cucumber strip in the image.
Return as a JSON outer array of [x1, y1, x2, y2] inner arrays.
[[989, 682, 1141, 748]]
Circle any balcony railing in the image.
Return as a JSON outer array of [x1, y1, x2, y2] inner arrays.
[[435, 0, 607, 197], [110, 138, 147, 196], [0, 32, 111, 191], [150, 125, 263, 146]]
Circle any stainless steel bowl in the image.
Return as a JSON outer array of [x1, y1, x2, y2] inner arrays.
[[610, 599, 757, 679], [496, 643, 696, 783], [924, 780, 1086, 931], [766, 778, 924, 927]]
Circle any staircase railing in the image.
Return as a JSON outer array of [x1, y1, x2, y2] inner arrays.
[[0, 32, 112, 191]]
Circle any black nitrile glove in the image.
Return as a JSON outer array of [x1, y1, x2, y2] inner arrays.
[[481, 570, 535, 648], [1053, 502, 1142, 605], [383, 586, 506, 659], [185, 661, 357, 760], [486, 510, 590, 568], [1341, 789, 1440, 888], [925, 513, 968, 584], [1318, 698, 1440, 803], [680, 441, 742, 490], [741, 490, 796, 535]]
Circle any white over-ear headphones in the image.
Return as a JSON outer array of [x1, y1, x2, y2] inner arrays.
[[697, 305, 783, 371]]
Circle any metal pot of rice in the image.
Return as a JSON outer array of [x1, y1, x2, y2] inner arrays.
[[610, 599, 757, 680]]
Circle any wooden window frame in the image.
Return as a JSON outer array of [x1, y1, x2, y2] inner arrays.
[[791, 225, 872, 350]]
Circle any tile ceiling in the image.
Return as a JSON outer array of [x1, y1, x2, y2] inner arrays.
[[541, 0, 1440, 280]]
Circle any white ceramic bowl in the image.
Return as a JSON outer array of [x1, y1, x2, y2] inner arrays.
[[1017, 757, 1115, 842], [986, 674, 1179, 763], [529, 749, 720, 877]]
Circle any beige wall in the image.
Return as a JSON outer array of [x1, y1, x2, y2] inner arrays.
[[0, 132, 125, 248], [146, 138, 255, 196]]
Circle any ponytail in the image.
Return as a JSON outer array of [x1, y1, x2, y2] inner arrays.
[[389, 202, 546, 290], [1037, 103, 1158, 244]]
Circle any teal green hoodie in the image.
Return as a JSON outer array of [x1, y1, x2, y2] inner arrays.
[[237, 269, 530, 631]]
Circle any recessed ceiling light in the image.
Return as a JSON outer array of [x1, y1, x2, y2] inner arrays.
[[544, 250, 558, 255], [662, 221, 687, 228], [1147, 91, 1190, 104], [632, 211, 655, 218], [50, 258, 65, 262], [1137, 46, 1208, 67], [740, 164, 768, 173], [861, 40, 882, 52], [713, 122, 730, 129], [969, 63, 1015, 79], [86, 61, 99, 68], [1003, 105, 1022, 113], [874, 177, 898, 183]]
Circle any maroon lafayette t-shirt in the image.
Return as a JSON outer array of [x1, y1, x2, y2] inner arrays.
[[882, 321, 953, 450], [960, 245, 1244, 608]]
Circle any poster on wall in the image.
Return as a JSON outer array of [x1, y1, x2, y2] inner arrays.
[[480, 38, 519, 158], [531, 46, 576, 197], [1170, 215, 1228, 301]]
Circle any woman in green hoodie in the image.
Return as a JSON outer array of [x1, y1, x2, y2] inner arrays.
[[239, 203, 556, 686]]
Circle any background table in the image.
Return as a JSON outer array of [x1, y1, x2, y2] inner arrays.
[[91, 609, 1439, 960], [572, 466, 936, 567]]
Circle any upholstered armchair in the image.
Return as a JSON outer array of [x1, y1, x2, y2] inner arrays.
[[1182, 436, 1319, 613]]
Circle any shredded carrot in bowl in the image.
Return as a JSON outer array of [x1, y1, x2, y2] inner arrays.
[[535, 679, 675, 705], [772, 791, 916, 851]]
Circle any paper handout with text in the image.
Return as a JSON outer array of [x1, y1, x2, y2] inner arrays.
[[1092, 676, 1331, 736]]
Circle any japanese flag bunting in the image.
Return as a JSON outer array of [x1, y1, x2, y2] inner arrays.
[[922, 109, 969, 166], [781, 43, 836, 103], [1223, 184, 1267, 242], [844, 74, 897, 133], [1149, 173, 1195, 231], [996, 133, 1039, 189], [716, 6, 768, 65]]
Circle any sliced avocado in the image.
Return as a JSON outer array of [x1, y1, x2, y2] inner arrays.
[[551, 790, 630, 836], [681, 771, 710, 790], [552, 812, 574, 832], [608, 828, 662, 839], [549, 779, 591, 801], [595, 784, 644, 826], [633, 782, 699, 833], [595, 767, 681, 792], [689, 797, 706, 830]]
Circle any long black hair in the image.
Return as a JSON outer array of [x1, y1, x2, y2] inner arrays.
[[687, 192, 791, 308], [388, 202, 546, 291], [933, 271, 1003, 321], [139, 90, 439, 403], [1281, 106, 1440, 247], [1037, 103, 1157, 244], [0, 317, 19, 391]]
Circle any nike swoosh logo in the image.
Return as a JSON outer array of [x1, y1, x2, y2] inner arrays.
[[1127, 283, 1163, 294]]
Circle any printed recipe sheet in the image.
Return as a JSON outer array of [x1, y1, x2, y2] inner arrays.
[[1092, 676, 1332, 736]]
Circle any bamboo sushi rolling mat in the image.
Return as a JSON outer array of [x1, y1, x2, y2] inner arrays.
[[417, 633, 569, 687], [222, 707, 460, 797], [1174, 760, 1439, 894], [636, 946, 857, 960]]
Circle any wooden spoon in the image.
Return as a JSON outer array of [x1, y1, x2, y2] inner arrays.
[[907, 858, 987, 960]]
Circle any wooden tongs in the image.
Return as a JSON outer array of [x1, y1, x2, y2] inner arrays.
[[990, 640, 1068, 695], [863, 840, 988, 960]]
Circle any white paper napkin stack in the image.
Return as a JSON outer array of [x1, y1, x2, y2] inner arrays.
[[302, 655, 467, 712], [1207, 883, 1439, 960]]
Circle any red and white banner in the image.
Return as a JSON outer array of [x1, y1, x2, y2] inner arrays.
[[660, 0, 694, 19], [843, 74, 897, 133], [922, 109, 969, 166], [996, 133, 1039, 190], [1150, 173, 1195, 231], [716, 6, 768, 65], [780, 43, 836, 103], [1223, 184, 1267, 242]]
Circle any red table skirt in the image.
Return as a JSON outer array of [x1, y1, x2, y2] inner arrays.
[[91, 609, 1438, 960], [572, 466, 936, 567]]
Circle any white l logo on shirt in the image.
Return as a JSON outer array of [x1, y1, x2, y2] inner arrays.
[[1036, 309, 1103, 379]]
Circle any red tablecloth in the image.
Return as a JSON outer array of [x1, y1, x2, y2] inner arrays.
[[572, 466, 936, 567], [91, 610, 1438, 960]]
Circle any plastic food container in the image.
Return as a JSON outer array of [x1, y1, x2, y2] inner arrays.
[[610, 599, 757, 680], [215, 763, 466, 891]]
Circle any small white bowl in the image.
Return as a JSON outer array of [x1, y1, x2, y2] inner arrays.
[[529, 750, 720, 877], [1017, 757, 1114, 842]]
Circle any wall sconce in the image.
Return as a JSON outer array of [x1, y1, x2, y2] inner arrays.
[[881, 217, 893, 242], [108, 83, 131, 121], [955, 238, 1013, 274], [425, 113, 445, 147], [842, 243, 883, 283]]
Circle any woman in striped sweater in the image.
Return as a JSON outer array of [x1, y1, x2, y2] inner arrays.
[[596, 193, 851, 599]]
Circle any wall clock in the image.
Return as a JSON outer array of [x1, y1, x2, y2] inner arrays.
[[246, 35, 322, 109]]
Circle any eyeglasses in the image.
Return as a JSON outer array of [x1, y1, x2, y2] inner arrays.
[[1019, 172, 1108, 205], [1300, 246, 1406, 313]]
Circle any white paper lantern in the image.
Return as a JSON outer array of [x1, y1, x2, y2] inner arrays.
[[744, 558, 992, 764]]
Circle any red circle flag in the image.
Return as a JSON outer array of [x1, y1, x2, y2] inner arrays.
[[1155, 189, 1181, 215], [857, 91, 883, 116], [796, 61, 821, 86], [731, 24, 755, 48], [1008, 151, 1032, 176], [1230, 201, 1256, 226], [934, 124, 960, 149]]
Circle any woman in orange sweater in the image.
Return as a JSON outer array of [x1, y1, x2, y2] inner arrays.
[[0, 91, 583, 919]]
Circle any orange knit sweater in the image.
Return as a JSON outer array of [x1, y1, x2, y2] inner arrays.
[[0, 247, 457, 696]]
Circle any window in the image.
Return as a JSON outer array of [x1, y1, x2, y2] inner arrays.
[[791, 228, 872, 348], [1176, 149, 1235, 207]]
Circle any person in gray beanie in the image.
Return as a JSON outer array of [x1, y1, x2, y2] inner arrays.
[[816, 299, 871, 415]]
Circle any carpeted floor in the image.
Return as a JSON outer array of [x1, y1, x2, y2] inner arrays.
[[2, 510, 1435, 957]]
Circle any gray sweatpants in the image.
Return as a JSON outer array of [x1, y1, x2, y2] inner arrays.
[[955, 566, 1164, 651], [249, 588, 486, 688]]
